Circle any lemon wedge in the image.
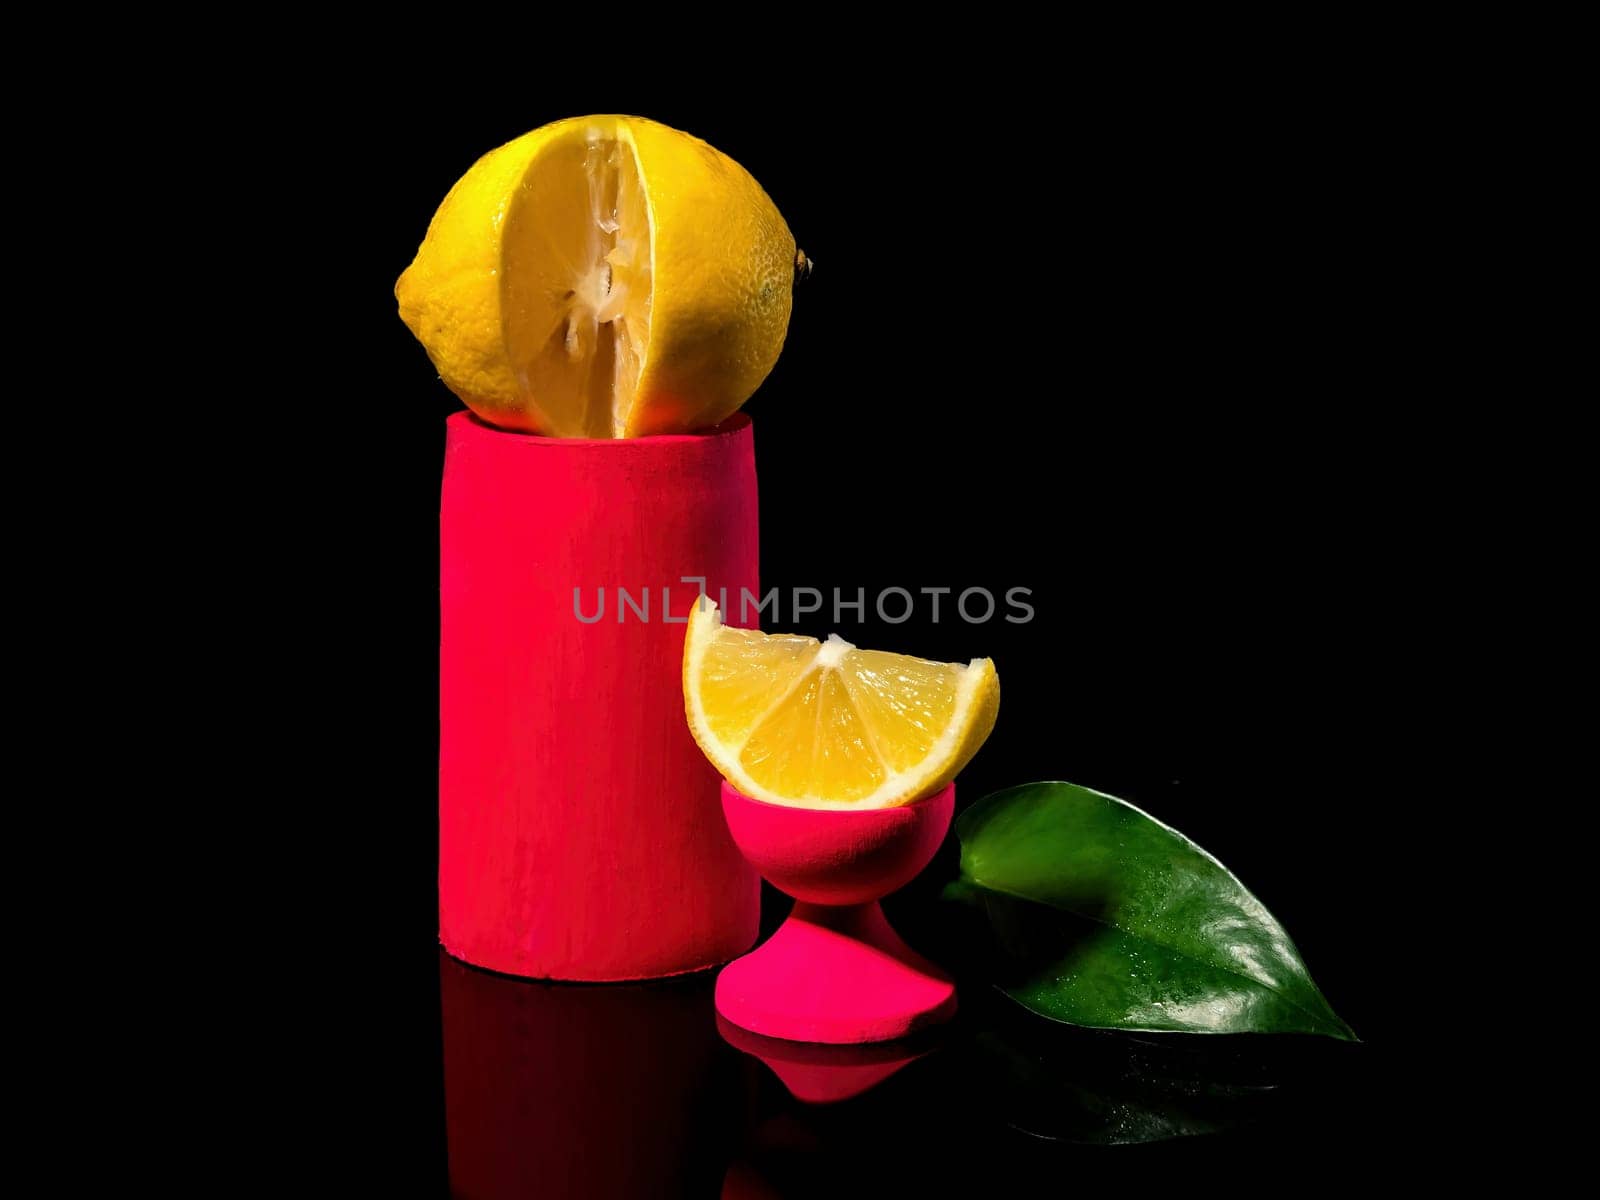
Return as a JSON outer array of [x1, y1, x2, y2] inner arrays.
[[683, 601, 999, 809]]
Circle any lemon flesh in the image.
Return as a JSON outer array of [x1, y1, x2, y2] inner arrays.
[[683, 603, 1000, 809], [502, 131, 652, 437], [396, 116, 795, 438]]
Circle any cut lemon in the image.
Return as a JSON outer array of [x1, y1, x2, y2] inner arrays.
[[396, 115, 799, 437], [683, 602, 1000, 809]]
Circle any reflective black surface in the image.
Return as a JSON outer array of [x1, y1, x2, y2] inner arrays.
[[437, 942, 1379, 1198]]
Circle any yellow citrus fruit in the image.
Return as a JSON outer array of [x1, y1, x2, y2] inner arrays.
[[396, 115, 798, 437], [683, 601, 1000, 809]]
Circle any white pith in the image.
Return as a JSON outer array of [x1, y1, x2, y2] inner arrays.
[[814, 634, 853, 669], [580, 131, 648, 435], [683, 602, 992, 810]]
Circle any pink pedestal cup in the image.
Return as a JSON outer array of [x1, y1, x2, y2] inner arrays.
[[715, 781, 959, 1043]]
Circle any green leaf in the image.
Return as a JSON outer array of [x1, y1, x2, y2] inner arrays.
[[948, 781, 1356, 1040]]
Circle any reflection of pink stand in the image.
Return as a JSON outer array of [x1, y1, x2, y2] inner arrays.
[[440, 951, 730, 1197], [715, 782, 958, 1044]]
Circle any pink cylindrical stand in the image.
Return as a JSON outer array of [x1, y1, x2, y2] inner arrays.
[[440, 412, 761, 980]]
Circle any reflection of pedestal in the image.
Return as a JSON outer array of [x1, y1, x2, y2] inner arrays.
[[439, 950, 736, 1198], [717, 1015, 936, 1104], [715, 782, 958, 1044]]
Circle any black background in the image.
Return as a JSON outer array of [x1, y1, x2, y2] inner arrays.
[[293, 74, 1413, 1192]]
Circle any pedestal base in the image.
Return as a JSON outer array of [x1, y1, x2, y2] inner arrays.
[[715, 901, 957, 1044]]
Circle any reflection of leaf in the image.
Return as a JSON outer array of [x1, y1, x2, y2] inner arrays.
[[969, 1029, 1267, 1144], [947, 782, 1355, 1039]]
